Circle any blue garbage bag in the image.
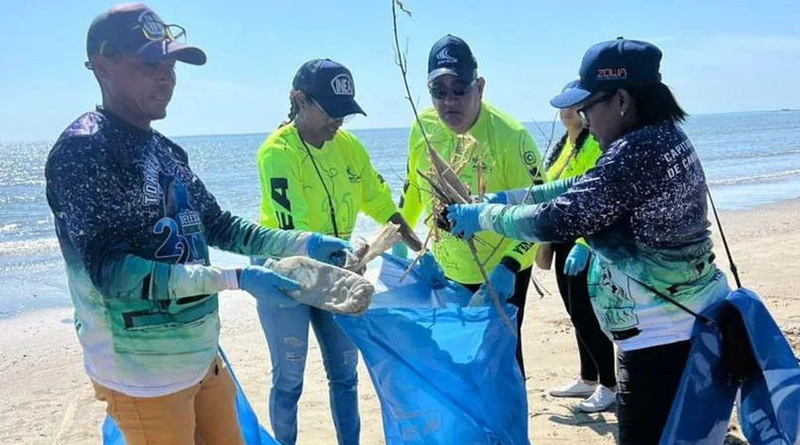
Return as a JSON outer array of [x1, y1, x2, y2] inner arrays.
[[660, 288, 800, 445], [102, 348, 280, 445], [731, 289, 800, 445], [335, 254, 530, 445]]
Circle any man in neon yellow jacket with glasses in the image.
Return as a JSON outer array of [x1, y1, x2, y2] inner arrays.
[[395, 35, 545, 376]]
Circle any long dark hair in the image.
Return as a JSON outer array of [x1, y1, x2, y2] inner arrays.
[[625, 82, 687, 129], [279, 90, 302, 129], [544, 127, 591, 171]]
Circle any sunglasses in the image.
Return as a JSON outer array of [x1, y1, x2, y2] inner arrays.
[[577, 92, 612, 124], [310, 98, 355, 124], [428, 80, 477, 100], [134, 22, 188, 44], [85, 22, 189, 70]]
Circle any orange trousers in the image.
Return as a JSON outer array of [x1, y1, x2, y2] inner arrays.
[[92, 355, 244, 445]]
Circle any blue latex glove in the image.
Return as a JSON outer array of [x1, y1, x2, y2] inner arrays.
[[564, 243, 591, 276], [481, 192, 508, 204], [391, 242, 409, 259], [469, 263, 516, 306], [239, 266, 301, 305], [307, 233, 351, 266], [446, 203, 486, 240], [417, 250, 448, 289]]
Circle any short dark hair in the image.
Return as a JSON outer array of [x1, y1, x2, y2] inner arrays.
[[624, 82, 688, 127]]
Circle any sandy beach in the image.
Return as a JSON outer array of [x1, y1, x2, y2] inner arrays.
[[1, 199, 798, 445]]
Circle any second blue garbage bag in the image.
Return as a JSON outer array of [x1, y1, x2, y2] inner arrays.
[[659, 288, 800, 445], [335, 254, 530, 445]]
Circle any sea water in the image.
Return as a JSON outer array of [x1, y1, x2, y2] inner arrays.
[[1, 110, 799, 316]]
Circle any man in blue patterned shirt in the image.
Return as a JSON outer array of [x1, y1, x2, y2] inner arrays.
[[45, 4, 348, 444]]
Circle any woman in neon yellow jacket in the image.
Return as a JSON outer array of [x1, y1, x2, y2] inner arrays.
[[254, 59, 444, 445]]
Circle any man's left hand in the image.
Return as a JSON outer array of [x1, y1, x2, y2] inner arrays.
[[307, 234, 351, 267], [469, 263, 516, 306]]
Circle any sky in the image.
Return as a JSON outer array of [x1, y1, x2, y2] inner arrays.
[[1, 0, 799, 142]]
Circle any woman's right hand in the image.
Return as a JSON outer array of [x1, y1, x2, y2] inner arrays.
[[445, 203, 487, 240]]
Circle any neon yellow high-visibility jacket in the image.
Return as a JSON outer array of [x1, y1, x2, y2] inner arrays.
[[544, 133, 603, 182], [257, 123, 398, 240], [399, 102, 544, 284]]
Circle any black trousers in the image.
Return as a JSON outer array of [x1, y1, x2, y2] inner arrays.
[[617, 340, 692, 445], [552, 242, 617, 388], [461, 267, 532, 378]]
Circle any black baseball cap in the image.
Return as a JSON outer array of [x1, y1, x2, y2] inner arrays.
[[427, 35, 478, 84], [550, 38, 662, 108], [292, 59, 366, 119], [86, 3, 206, 68]]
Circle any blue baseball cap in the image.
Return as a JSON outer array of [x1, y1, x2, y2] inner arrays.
[[561, 79, 580, 93], [293, 59, 366, 119], [427, 35, 478, 84], [86, 3, 206, 67], [550, 38, 662, 109]]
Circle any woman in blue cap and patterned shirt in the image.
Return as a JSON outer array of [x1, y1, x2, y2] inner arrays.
[[446, 39, 730, 445]]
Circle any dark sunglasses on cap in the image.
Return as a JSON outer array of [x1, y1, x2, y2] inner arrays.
[[85, 22, 189, 70], [428, 79, 477, 100], [135, 22, 187, 44]]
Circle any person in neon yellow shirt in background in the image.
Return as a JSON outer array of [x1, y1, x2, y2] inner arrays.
[[394, 35, 544, 376], [479, 85, 614, 411], [541, 80, 616, 413], [254, 59, 445, 445]]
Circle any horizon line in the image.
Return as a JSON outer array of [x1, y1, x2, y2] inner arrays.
[[2, 108, 797, 145], [162, 107, 800, 141]]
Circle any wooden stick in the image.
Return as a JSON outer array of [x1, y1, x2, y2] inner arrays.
[[428, 148, 471, 202], [399, 230, 432, 282]]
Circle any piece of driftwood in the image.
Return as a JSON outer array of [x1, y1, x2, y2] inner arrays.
[[345, 223, 403, 273]]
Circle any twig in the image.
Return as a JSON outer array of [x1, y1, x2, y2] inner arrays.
[[416, 169, 452, 202], [391, 0, 434, 157], [428, 148, 471, 202], [399, 231, 432, 282], [395, 0, 412, 15], [467, 241, 512, 324], [530, 111, 560, 158]]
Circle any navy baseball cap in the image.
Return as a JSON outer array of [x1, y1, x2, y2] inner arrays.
[[86, 3, 206, 68], [427, 35, 478, 84], [293, 59, 366, 119], [550, 38, 662, 109]]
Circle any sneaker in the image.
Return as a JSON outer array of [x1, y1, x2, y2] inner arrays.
[[547, 377, 598, 398], [577, 385, 617, 413]]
